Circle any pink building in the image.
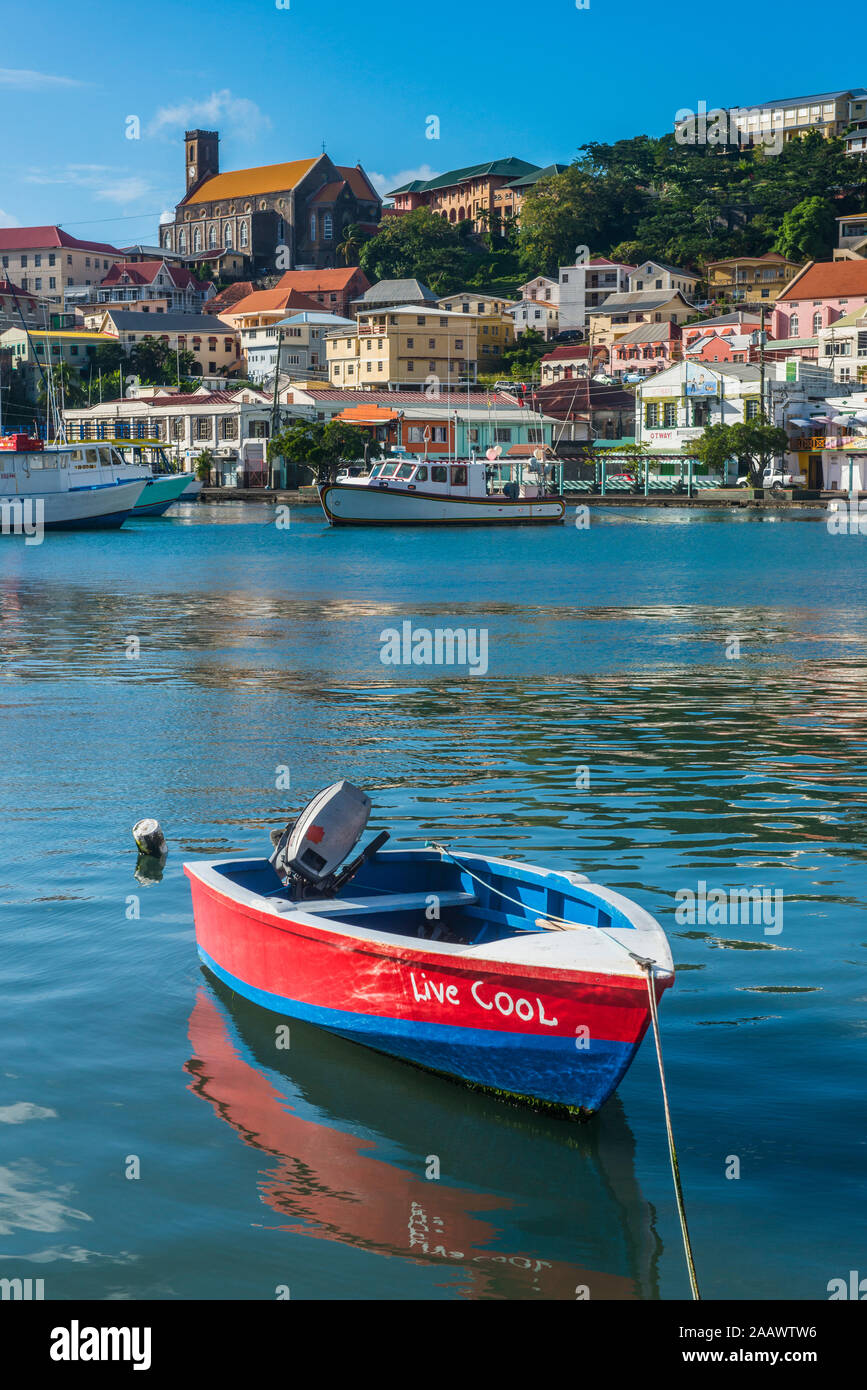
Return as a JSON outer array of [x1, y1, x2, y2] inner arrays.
[[609, 321, 681, 377], [684, 332, 757, 364], [771, 260, 867, 339], [680, 312, 760, 350]]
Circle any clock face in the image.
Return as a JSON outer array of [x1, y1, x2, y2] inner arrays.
[[189, 165, 196, 179]]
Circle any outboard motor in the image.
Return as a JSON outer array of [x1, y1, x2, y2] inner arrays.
[[269, 780, 389, 899]]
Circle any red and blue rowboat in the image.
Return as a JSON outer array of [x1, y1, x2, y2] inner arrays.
[[185, 848, 674, 1116]]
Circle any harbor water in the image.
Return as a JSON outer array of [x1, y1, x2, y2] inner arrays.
[[1, 501, 865, 1299]]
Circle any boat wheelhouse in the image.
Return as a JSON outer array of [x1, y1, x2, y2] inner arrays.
[[320, 454, 566, 526], [0, 434, 147, 531]]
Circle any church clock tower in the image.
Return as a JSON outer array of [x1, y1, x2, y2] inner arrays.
[[185, 130, 219, 192]]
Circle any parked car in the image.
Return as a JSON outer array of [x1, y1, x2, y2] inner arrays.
[[736, 466, 806, 489]]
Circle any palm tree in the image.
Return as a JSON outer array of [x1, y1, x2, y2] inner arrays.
[[337, 222, 363, 266]]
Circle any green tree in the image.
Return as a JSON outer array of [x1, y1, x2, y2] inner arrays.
[[690, 422, 736, 475], [129, 335, 197, 385], [268, 418, 375, 482], [501, 328, 549, 381], [774, 196, 836, 262], [37, 359, 87, 411], [692, 419, 788, 485], [728, 420, 789, 485], [360, 207, 478, 295]]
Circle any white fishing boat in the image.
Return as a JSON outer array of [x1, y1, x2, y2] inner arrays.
[[0, 434, 147, 532], [319, 452, 565, 527]]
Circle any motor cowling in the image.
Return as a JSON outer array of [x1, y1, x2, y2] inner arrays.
[[270, 780, 372, 891]]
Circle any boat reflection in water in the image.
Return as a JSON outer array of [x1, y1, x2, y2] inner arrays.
[[186, 977, 662, 1299]]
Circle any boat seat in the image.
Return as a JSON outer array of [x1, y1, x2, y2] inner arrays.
[[275, 890, 477, 917]]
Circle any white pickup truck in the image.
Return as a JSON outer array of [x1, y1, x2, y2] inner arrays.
[[737, 466, 806, 488]]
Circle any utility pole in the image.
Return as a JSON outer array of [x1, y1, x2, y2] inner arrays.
[[759, 304, 766, 421], [269, 328, 284, 488]]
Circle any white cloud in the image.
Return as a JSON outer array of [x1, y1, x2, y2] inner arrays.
[[0, 68, 85, 90], [368, 164, 441, 199], [94, 177, 152, 204], [147, 90, 270, 143], [0, 209, 19, 228], [24, 165, 154, 205]]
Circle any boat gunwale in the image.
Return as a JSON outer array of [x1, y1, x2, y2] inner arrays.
[[184, 849, 673, 988]]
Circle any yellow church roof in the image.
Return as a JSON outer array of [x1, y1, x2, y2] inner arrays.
[[185, 158, 321, 204]]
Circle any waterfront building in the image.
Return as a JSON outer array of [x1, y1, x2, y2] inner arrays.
[[558, 258, 633, 332], [534, 378, 636, 442], [326, 305, 480, 390], [387, 158, 541, 233], [633, 357, 838, 484], [160, 129, 381, 274], [0, 226, 124, 303], [62, 384, 275, 479], [300, 385, 562, 457], [771, 260, 867, 339]]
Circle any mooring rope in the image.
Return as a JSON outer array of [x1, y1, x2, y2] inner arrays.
[[428, 839, 701, 1300]]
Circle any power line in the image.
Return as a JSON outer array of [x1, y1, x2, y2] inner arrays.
[[58, 212, 169, 227]]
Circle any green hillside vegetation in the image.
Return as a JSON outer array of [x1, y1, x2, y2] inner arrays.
[[359, 132, 867, 299]]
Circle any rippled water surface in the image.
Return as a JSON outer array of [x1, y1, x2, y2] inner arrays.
[[1, 501, 865, 1299]]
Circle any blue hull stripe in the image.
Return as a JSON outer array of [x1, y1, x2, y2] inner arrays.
[[46, 508, 134, 531], [198, 947, 639, 1111]]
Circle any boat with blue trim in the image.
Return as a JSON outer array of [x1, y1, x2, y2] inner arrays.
[[0, 433, 147, 531], [319, 451, 566, 527], [185, 782, 673, 1116]]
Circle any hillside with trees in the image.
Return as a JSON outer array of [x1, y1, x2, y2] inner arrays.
[[358, 132, 866, 296]]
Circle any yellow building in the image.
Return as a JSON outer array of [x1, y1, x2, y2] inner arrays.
[[0, 326, 118, 372], [326, 307, 480, 389], [706, 252, 803, 307], [436, 292, 515, 372]]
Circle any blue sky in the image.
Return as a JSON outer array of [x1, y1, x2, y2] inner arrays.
[[1, 0, 865, 247]]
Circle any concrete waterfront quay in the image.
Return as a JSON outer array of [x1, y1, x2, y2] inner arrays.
[[200, 486, 855, 510]]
